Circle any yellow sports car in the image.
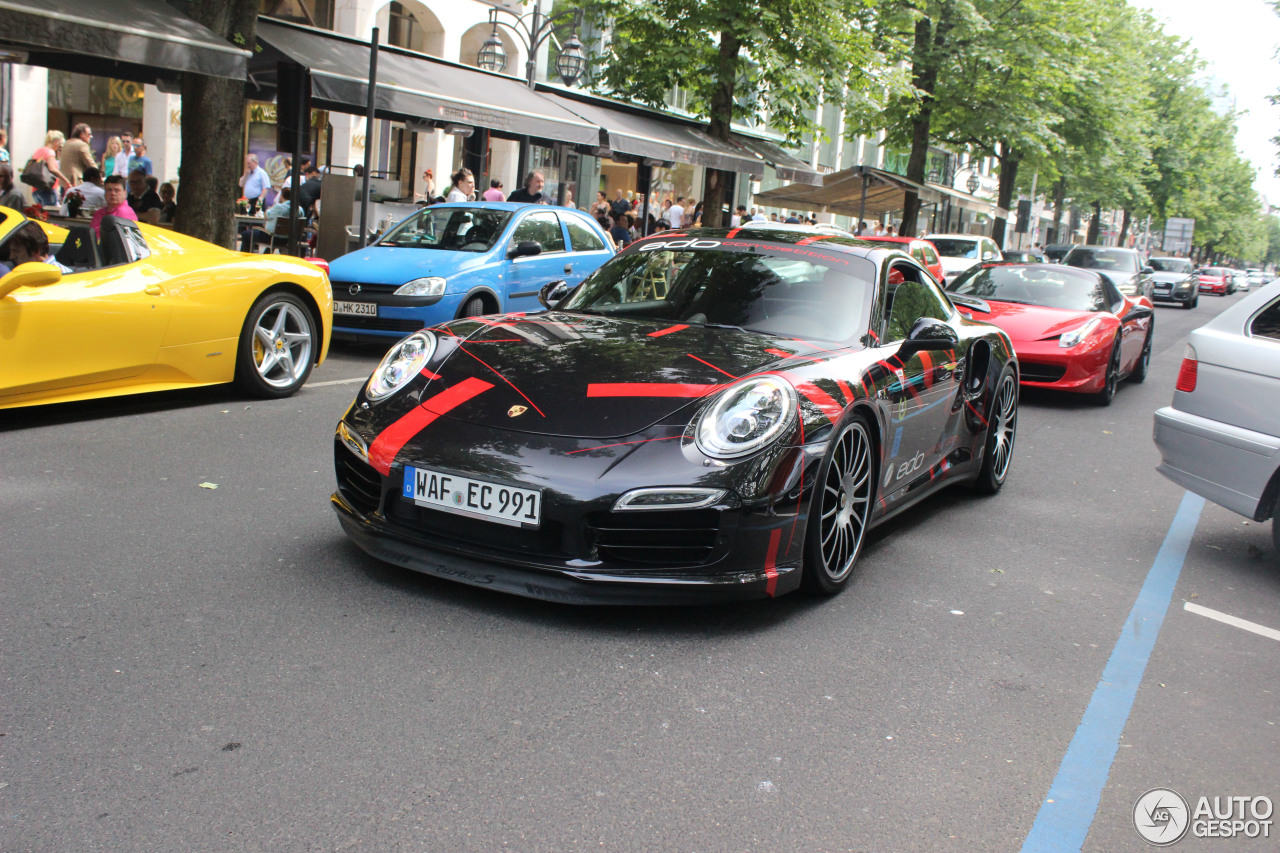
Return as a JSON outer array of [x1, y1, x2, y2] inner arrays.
[[0, 209, 332, 409]]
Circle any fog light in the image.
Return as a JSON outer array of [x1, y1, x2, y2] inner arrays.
[[613, 488, 727, 511]]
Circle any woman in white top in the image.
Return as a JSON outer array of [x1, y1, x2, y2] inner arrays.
[[446, 168, 474, 203]]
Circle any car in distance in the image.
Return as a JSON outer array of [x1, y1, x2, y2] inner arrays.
[[737, 220, 857, 239], [332, 230, 1019, 603], [1043, 243, 1073, 264], [1247, 268, 1268, 289], [1196, 266, 1233, 296], [946, 262, 1154, 405], [1062, 245, 1154, 300], [1154, 278, 1280, 552], [1001, 250, 1043, 264], [326, 202, 614, 342], [922, 233, 1003, 279], [1232, 268, 1249, 292], [857, 235, 948, 285], [1148, 257, 1199, 309], [1, 211, 331, 409]]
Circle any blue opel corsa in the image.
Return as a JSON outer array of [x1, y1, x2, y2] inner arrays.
[[327, 202, 615, 341]]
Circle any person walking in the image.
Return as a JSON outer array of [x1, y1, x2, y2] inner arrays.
[[102, 136, 123, 178], [113, 132, 136, 177], [446, 168, 475, 203], [59, 123, 97, 187], [25, 130, 73, 207], [667, 197, 685, 228], [126, 140, 153, 177]]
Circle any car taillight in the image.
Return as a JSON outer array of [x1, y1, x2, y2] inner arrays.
[[1175, 344, 1197, 392]]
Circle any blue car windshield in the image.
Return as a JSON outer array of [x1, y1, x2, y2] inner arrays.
[[377, 207, 512, 252]]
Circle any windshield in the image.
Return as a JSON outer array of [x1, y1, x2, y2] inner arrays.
[[561, 247, 875, 342], [929, 238, 980, 258], [1064, 248, 1139, 272], [377, 207, 512, 252], [1149, 258, 1192, 273], [1199, 268, 1230, 277], [950, 264, 1110, 312]]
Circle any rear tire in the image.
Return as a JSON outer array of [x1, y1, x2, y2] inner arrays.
[[972, 369, 1017, 494], [1095, 338, 1121, 406], [234, 291, 316, 398], [802, 415, 875, 596]]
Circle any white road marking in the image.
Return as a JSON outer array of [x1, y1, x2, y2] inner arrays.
[[307, 376, 367, 388], [1184, 601, 1280, 643]]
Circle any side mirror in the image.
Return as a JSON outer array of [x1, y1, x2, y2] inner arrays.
[[0, 262, 62, 300], [1141, 265, 1155, 275], [538, 280, 570, 309], [898, 317, 960, 359], [509, 240, 543, 258]]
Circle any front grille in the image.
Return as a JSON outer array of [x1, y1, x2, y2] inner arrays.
[[386, 499, 567, 560], [332, 315, 426, 334], [586, 509, 721, 567], [1019, 362, 1067, 383], [331, 280, 401, 295], [334, 439, 382, 515]]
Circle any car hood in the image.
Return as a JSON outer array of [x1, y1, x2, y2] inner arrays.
[[328, 245, 490, 284], [425, 313, 837, 439], [1151, 271, 1191, 284], [1091, 269, 1142, 293], [965, 301, 1100, 343], [939, 256, 980, 276]]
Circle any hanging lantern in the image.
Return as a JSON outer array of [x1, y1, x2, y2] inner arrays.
[[555, 34, 587, 87], [477, 30, 508, 73]]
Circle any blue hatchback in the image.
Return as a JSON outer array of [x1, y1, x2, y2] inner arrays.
[[328, 202, 615, 340]]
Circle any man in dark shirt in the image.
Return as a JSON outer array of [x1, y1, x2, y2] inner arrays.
[[609, 188, 631, 220], [506, 171, 548, 204], [126, 169, 163, 224], [296, 165, 322, 216]]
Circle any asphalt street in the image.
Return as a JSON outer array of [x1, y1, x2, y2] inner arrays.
[[3, 293, 1277, 852]]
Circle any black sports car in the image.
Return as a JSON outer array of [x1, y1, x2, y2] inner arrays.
[[332, 230, 1019, 603]]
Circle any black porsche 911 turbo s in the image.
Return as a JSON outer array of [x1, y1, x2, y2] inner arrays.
[[332, 229, 1019, 604]]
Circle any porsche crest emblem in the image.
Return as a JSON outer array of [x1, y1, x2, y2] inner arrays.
[[508, 405, 528, 417]]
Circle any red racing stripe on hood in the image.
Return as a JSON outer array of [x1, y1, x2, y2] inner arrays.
[[647, 324, 689, 337], [587, 383, 721, 398], [368, 377, 494, 475]]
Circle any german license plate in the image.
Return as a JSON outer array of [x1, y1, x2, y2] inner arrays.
[[1155, 285, 1171, 292], [403, 466, 541, 527], [334, 300, 377, 316]]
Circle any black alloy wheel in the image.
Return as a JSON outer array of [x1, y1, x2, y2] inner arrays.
[[1129, 325, 1153, 384], [1095, 338, 1122, 406], [802, 415, 875, 595], [972, 369, 1017, 494]]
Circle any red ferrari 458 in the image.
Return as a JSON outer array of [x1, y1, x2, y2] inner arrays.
[[946, 262, 1154, 405]]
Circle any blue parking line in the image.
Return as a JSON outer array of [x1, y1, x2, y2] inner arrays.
[[1020, 491, 1205, 853]]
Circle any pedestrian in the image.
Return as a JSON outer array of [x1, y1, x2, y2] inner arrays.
[[855, 220, 866, 236], [784, 212, 800, 224], [507, 171, 549, 204], [102, 136, 123, 177], [446, 167, 475, 203], [159, 181, 177, 223], [689, 200, 702, 227], [90, 175, 137, 237], [59, 123, 97, 188], [609, 188, 631, 220], [593, 190, 609, 218], [127, 169, 163, 224], [24, 130, 73, 207], [731, 204, 746, 227], [0, 163, 26, 210], [608, 213, 629, 248], [667, 196, 685, 228], [114, 132, 138, 177], [873, 221, 885, 237], [125, 140, 152, 177], [296, 164, 323, 217], [239, 186, 303, 252], [414, 167, 435, 201], [239, 154, 271, 214], [65, 166, 106, 213], [0, 128, 9, 164], [482, 178, 505, 201]]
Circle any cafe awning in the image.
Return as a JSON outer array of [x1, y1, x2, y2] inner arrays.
[[253, 19, 600, 147], [755, 165, 1007, 219], [0, 0, 248, 82], [731, 133, 824, 186], [542, 91, 764, 176]]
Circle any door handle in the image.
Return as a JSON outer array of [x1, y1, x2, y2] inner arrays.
[[144, 284, 163, 296], [564, 264, 573, 274]]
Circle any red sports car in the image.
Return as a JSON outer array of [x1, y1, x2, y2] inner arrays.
[[946, 262, 1154, 405], [858, 236, 947, 286]]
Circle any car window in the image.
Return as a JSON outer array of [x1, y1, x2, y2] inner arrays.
[[1149, 258, 1192, 273], [910, 246, 927, 264], [928, 238, 979, 258], [950, 264, 1111, 311], [512, 211, 565, 253], [564, 216, 607, 252], [378, 207, 511, 252], [100, 218, 151, 266], [920, 244, 939, 266], [884, 262, 951, 343], [1251, 298, 1280, 341], [982, 240, 1000, 260], [1065, 248, 1138, 272]]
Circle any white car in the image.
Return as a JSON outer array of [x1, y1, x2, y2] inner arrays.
[[922, 233, 1003, 279], [1153, 278, 1280, 552]]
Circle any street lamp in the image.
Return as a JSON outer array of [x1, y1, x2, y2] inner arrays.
[[475, 3, 588, 90], [966, 171, 980, 194]]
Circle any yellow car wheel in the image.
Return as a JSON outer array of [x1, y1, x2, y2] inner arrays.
[[235, 290, 317, 398]]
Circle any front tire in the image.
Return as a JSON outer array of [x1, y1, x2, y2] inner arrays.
[[460, 295, 487, 318], [1095, 338, 1121, 406], [972, 369, 1017, 494], [802, 415, 875, 595], [234, 291, 316, 398]]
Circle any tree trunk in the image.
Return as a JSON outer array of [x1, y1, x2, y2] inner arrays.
[[990, 142, 1018, 248], [900, 11, 952, 237], [701, 27, 741, 229], [1050, 178, 1065, 243], [1118, 208, 1132, 246], [173, 1, 258, 247], [1086, 201, 1101, 245]]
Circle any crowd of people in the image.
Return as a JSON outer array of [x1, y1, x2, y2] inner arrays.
[[3, 125, 178, 234]]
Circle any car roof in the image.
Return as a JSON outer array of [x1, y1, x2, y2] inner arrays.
[[923, 233, 982, 240], [632, 227, 911, 263]]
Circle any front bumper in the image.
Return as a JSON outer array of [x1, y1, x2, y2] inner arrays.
[[1151, 284, 1195, 304], [1154, 406, 1280, 520], [1008, 337, 1110, 394]]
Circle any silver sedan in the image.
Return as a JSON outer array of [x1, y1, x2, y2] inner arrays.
[[1154, 279, 1280, 551]]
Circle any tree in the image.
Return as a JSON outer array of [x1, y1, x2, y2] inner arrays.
[[575, 0, 880, 227], [173, 1, 259, 248]]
